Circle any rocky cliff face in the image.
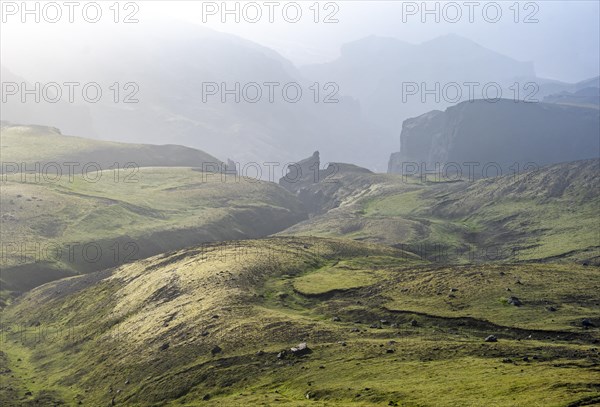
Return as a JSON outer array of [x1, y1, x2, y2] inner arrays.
[[279, 151, 322, 191], [280, 151, 373, 214], [388, 100, 600, 176]]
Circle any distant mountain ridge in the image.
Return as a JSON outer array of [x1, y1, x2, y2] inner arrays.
[[0, 19, 379, 168], [6, 29, 590, 171]]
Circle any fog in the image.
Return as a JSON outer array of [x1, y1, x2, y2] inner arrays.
[[1, 0, 599, 170]]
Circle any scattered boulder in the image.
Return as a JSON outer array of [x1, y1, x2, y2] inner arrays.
[[507, 296, 522, 306], [159, 343, 170, 351], [202, 394, 211, 401], [211, 345, 222, 356], [582, 318, 595, 327], [277, 351, 287, 359], [449, 288, 458, 292], [291, 342, 311, 356], [485, 335, 498, 342], [332, 316, 341, 322], [546, 306, 557, 312], [386, 349, 395, 354], [410, 319, 418, 327], [256, 350, 265, 356]]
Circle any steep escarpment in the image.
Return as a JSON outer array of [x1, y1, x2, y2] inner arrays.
[[388, 100, 600, 175]]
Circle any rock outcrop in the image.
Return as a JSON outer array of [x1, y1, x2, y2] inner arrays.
[[279, 151, 373, 215], [388, 100, 600, 176]]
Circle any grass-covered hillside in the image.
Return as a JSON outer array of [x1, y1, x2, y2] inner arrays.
[[0, 237, 598, 406], [0, 124, 307, 301], [0, 167, 306, 299], [281, 159, 599, 265], [0, 122, 223, 170]]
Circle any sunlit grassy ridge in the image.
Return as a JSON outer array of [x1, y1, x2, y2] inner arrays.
[[0, 124, 309, 301], [0, 167, 306, 297], [0, 237, 598, 406]]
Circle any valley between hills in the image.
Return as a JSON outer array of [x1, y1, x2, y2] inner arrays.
[[0, 123, 598, 406]]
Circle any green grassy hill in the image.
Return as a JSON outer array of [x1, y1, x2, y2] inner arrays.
[[1, 126, 598, 406], [280, 159, 600, 265], [0, 237, 598, 406], [0, 167, 306, 300], [0, 124, 307, 302], [0, 122, 223, 170]]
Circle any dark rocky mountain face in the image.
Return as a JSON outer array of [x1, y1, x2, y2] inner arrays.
[[388, 100, 600, 176]]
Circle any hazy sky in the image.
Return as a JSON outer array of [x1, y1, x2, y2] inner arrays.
[[146, 0, 600, 82], [2, 1, 599, 82]]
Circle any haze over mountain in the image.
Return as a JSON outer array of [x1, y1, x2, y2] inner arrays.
[[5, 23, 596, 171], [303, 34, 535, 129], [1, 19, 378, 168], [0, 66, 96, 138]]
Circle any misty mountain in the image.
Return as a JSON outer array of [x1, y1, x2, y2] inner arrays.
[[0, 66, 97, 138], [1, 20, 380, 169], [536, 75, 600, 98], [542, 79, 600, 107], [302, 34, 537, 143], [3, 23, 598, 171], [388, 100, 600, 175]]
